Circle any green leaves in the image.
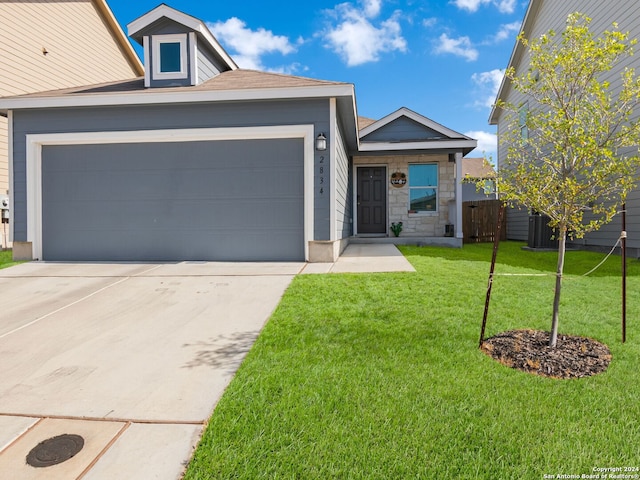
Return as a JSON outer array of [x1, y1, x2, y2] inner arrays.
[[496, 12, 640, 239]]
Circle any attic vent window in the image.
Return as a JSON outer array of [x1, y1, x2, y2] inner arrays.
[[152, 34, 188, 80]]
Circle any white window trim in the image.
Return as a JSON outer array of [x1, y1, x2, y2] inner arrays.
[[143, 36, 150, 87], [408, 163, 439, 214], [25, 126, 315, 261], [152, 34, 188, 80]]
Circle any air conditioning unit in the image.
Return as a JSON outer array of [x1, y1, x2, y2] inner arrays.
[[528, 214, 558, 249]]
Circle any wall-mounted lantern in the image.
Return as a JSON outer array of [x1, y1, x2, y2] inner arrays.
[[316, 133, 327, 151]]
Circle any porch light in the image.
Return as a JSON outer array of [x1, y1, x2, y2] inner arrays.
[[316, 133, 327, 151]]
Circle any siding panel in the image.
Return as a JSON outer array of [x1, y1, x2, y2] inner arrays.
[[362, 116, 442, 143], [335, 120, 352, 239]]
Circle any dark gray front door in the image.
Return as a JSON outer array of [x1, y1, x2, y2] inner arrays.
[[357, 166, 386, 234]]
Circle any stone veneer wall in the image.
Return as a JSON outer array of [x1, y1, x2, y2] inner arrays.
[[354, 154, 455, 237]]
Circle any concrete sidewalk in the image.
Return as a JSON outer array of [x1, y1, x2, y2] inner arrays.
[[301, 243, 416, 274], [0, 244, 413, 479]]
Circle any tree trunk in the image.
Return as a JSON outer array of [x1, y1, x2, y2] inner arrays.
[[549, 225, 567, 348]]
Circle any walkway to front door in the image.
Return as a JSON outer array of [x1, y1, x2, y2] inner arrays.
[[357, 166, 387, 234]]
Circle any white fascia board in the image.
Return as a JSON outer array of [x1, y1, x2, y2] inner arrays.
[[329, 98, 337, 241], [358, 139, 478, 152], [195, 24, 238, 70], [360, 106, 470, 140], [128, 5, 201, 37], [26, 125, 315, 261], [94, 0, 144, 75], [0, 84, 355, 112], [349, 93, 360, 151]]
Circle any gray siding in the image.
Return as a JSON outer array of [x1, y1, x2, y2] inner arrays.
[[335, 120, 352, 239], [361, 116, 443, 143], [497, 0, 640, 252], [42, 139, 304, 261], [197, 46, 222, 84], [12, 99, 331, 243], [506, 206, 529, 241]]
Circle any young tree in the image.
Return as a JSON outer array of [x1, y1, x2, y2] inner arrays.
[[495, 13, 640, 347]]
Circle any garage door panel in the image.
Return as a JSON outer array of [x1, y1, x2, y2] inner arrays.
[[42, 139, 305, 261]]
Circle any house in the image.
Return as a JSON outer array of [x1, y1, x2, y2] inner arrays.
[[355, 107, 475, 242], [0, 0, 144, 224], [460, 158, 496, 202], [489, 0, 640, 256], [0, 4, 476, 263]]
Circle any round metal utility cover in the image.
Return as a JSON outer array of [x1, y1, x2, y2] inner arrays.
[[26, 434, 85, 468]]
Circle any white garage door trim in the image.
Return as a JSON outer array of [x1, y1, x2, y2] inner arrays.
[[26, 125, 315, 261]]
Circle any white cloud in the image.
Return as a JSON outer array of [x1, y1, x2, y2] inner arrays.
[[495, 0, 517, 14], [471, 68, 504, 108], [422, 17, 438, 28], [492, 21, 521, 43], [465, 130, 498, 161], [451, 0, 516, 14], [323, 2, 407, 66], [434, 33, 478, 61], [208, 17, 298, 71], [452, 0, 488, 12], [363, 0, 382, 18]]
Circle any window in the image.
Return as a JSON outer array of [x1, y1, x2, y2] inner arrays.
[[519, 103, 529, 140], [409, 164, 438, 212], [159, 42, 181, 73], [152, 34, 187, 80]]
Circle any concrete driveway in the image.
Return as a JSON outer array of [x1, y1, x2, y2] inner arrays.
[[0, 261, 302, 479]]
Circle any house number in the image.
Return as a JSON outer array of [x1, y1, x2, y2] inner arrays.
[[319, 156, 325, 195]]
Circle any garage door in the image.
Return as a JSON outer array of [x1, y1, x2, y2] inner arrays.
[[41, 139, 305, 261]]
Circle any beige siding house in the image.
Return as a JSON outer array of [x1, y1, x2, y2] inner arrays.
[[0, 0, 143, 203], [490, 0, 640, 256]]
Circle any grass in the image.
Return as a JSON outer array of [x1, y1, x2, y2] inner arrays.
[[0, 249, 21, 270], [184, 242, 640, 479]]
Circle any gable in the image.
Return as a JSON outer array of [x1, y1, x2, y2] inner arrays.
[[361, 116, 447, 143], [357, 107, 476, 154], [127, 4, 236, 89]]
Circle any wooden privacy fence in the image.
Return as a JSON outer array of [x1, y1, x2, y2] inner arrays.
[[463, 200, 506, 244]]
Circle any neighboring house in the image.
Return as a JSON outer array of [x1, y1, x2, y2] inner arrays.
[[461, 157, 496, 202], [0, 0, 144, 240], [0, 4, 476, 263], [489, 0, 640, 256]]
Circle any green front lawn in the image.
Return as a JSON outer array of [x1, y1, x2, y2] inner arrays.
[[184, 242, 640, 479], [0, 249, 21, 270]]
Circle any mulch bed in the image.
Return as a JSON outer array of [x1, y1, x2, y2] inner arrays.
[[480, 329, 611, 379]]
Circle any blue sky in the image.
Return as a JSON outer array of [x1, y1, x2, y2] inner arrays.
[[107, 0, 529, 160]]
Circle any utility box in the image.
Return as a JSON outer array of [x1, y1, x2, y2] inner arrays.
[[1, 195, 8, 249], [1, 196, 8, 224], [528, 214, 558, 249]]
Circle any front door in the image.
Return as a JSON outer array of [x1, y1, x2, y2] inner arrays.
[[357, 166, 387, 234]]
